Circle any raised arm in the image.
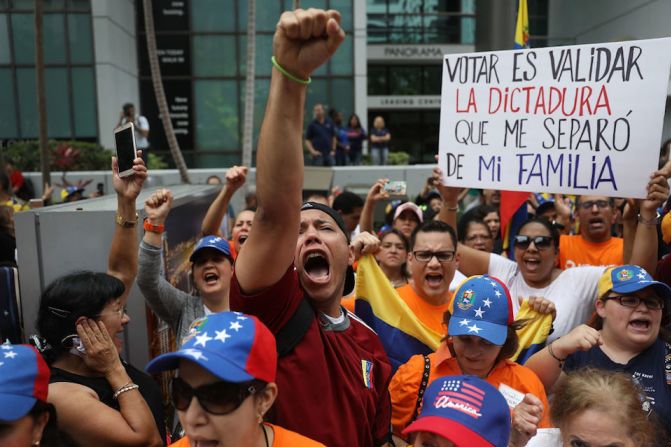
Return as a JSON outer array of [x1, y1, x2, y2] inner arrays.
[[628, 166, 669, 273], [359, 178, 389, 234], [201, 165, 248, 237], [433, 166, 490, 276], [235, 9, 345, 294], [107, 153, 146, 303]]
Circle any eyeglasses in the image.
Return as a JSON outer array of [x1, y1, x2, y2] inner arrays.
[[171, 377, 264, 415], [412, 250, 456, 263], [579, 200, 610, 210], [97, 305, 127, 319], [603, 295, 664, 310], [513, 235, 553, 250]]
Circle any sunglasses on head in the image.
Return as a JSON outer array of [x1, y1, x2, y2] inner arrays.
[[171, 376, 264, 415], [513, 235, 553, 250]]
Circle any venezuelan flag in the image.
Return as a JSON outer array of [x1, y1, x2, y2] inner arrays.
[[512, 300, 553, 364], [354, 255, 442, 371], [502, 0, 531, 258]]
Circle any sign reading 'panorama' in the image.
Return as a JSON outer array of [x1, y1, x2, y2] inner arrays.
[[438, 38, 671, 198]]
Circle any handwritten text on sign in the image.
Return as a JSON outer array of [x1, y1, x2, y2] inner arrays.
[[438, 38, 671, 198]]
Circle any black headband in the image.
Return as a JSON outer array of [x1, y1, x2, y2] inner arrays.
[[300, 201, 350, 242]]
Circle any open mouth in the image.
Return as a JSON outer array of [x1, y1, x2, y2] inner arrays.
[[522, 256, 541, 272], [588, 217, 605, 228], [425, 273, 444, 287], [203, 272, 219, 285], [237, 234, 248, 246], [304, 252, 330, 282], [629, 318, 651, 331]]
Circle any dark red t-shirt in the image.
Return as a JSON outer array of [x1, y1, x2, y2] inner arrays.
[[230, 266, 392, 447]]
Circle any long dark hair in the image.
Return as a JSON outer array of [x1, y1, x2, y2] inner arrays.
[[347, 113, 362, 129], [36, 271, 124, 363]]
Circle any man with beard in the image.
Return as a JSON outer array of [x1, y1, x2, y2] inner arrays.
[[229, 8, 392, 447], [558, 195, 624, 269]]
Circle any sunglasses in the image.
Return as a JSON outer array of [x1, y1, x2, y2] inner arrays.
[[171, 377, 264, 415], [513, 235, 553, 250], [603, 295, 664, 310]]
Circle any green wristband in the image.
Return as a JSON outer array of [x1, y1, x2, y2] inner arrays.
[[271, 56, 312, 85]]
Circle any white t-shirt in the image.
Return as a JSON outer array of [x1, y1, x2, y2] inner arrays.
[[134, 115, 150, 149], [488, 254, 604, 342]]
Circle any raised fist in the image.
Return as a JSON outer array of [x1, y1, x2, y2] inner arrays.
[[273, 8, 345, 80]]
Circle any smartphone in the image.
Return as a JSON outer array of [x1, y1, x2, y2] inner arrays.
[[29, 198, 44, 208], [384, 180, 407, 196], [114, 122, 137, 177]]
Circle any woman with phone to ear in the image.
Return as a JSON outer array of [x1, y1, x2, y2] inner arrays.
[[33, 153, 165, 446]]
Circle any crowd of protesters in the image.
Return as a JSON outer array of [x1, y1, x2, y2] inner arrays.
[[2, 8, 671, 447]]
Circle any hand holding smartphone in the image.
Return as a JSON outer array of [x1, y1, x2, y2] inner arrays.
[[114, 122, 138, 178], [384, 180, 407, 196]]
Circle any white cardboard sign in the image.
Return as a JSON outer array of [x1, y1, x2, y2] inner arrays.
[[438, 38, 671, 198]]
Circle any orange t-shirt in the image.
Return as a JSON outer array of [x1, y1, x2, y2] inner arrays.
[[558, 234, 623, 269], [171, 423, 325, 446], [396, 284, 451, 335], [389, 343, 551, 438]]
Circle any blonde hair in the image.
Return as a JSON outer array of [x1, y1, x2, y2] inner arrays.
[[551, 369, 661, 446]]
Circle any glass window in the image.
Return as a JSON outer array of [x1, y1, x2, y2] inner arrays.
[[330, 0, 352, 30], [12, 0, 35, 9], [255, 0, 281, 32], [45, 67, 71, 137], [192, 0, 235, 31], [331, 78, 353, 116], [300, 0, 326, 9], [305, 78, 328, 126], [0, 14, 9, 63], [16, 67, 37, 137], [422, 65, 441, 94], [0, 69, 17, 138], [11, 13, 34, 64], [240, 77, 270, 148], [389, 66, 421, 95], [330, 36, 352, 75], [71, 67, 96, 137], [68, 13, 92, 64], [239, 34, 273, 77], [367, 65, 387, 95], [44, 0, 66, 9], [194, 80, 239, 149], [44, 14, 66, 64], [68, 0, 91, 11], [193, 35, 237, 77], [388, 0, 420, 14], [238, 0, 281, 32]]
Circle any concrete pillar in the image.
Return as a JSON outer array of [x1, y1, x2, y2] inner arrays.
[[91, 0, 139, 149], [475, 0, 517, 52]]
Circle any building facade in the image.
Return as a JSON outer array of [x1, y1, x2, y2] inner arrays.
[[0, 0, 669, 167]]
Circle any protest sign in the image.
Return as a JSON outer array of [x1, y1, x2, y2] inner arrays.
[[438, 38, 671, 198]]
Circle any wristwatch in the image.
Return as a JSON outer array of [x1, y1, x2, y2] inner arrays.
[[115, 212, 139, 228]]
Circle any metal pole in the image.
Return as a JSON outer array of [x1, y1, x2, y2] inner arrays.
[[35, 0, 50, 186]]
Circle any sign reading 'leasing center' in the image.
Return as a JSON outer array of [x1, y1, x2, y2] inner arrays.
[[438, 38, 671, 198]]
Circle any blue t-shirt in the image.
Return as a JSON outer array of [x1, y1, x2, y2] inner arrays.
[[305, 119, 336, 154], [564, 338, 671, 431]]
